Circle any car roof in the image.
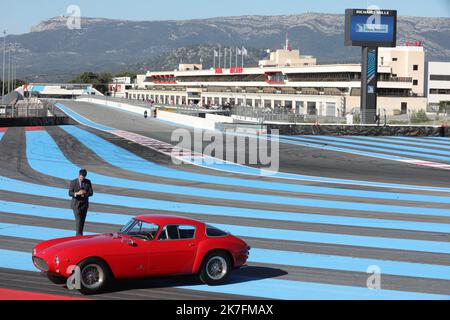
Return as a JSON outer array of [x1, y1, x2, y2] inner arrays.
[[135, 215, 204, 226]]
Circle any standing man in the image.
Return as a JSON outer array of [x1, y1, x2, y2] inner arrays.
[[69, 169, 94, 236]]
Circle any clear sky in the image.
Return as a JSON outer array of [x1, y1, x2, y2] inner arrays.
[[2, 0, 450, 35]]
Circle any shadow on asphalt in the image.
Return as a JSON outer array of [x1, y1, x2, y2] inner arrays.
[[96, 266, 288, 296]]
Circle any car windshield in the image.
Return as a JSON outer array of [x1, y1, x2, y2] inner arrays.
[[120, 219, 159, 241]]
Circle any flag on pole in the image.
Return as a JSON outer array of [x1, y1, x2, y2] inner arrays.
[[213, 50, 218, 68], [241, 46, 248, 67], [236, 47, 241, 68], [224, 48, 227, 68]]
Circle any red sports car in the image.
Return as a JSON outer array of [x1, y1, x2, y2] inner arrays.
[[32, 215, 250, 295]]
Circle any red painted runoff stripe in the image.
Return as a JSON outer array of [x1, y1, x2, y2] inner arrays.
[[0, 288, 89, 300], [25, 126, 45, 132], [0, 128, 7, 132]]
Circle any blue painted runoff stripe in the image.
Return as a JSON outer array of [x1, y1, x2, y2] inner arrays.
[[3, 198, 450, 276], [278, 135, 450, 163], [348, 136, 450, 151], [1, 175, 450, 252], [179, 275, 450, 300], [0, 249, 36, 272], [388, 136, 450, 146], [1, 249, 449, 300], [300, 135, 450, 157], [2, 200, 450, 282], [5, 175, 450, 236], [27, 130, 450, 207], [56, 103, 114, 132], [426, 137, 450, 142], [1, 195, 450, 254], [62, 125, 423, 199], [21, 131, 450, 217], [211, 223, 450, 254], [0, 223, 95, 239], [1, 173, 450, 239], [250, 248, 450, 281], [189, 158, 450, 193], [260, 132, 409, 162], [56, 102, 450, 193]]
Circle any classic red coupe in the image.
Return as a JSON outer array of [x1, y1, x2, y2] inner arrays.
[[32, 215, 250, 294]]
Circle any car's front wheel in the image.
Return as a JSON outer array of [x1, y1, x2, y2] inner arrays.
[[77, 258, 111, 295], [200, 251, 231, 285]]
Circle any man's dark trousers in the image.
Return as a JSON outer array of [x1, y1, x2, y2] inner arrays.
[[69, 178, 93, 236], [73, 203, 89, 236]]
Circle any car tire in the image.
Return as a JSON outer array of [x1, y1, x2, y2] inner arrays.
[[46, 273, 67, 285], [77, 258, 112, 295], [200, 251, 231, 286]]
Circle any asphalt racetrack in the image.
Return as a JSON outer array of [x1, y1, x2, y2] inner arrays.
[[0, 100, 449, 300]]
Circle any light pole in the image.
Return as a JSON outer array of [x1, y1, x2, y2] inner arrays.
[[7, 44, 11, 94], [1, 30, 6, 104], [13, 61, 16, 90]]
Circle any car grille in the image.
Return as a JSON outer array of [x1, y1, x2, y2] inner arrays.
[[33, 256, 49, 271]]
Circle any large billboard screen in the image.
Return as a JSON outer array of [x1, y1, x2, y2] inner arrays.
[[345, 9, 397, 47]]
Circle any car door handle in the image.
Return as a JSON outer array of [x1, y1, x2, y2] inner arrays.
[[188, 243, 196, 247]]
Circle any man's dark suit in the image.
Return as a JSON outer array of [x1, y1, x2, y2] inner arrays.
[[69, 178, 94, 236]]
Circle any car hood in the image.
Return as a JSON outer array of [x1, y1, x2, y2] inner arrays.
[[37, 233, 126, 257]]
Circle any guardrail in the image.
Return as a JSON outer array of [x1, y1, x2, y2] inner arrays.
[[77, 95, 153, 108], [0, 100, 60, 118]]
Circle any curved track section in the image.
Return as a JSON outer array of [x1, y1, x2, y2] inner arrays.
[[58, 100, 450, 187], [0, 102, 449, 299]]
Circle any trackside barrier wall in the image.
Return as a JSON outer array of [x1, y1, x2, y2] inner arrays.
[[73, 97, 449, 136], [266, 123, 450, 137], [76, 97, 152, 116], [205, 114, 235, 124], [77, 97, 235, 131], [157, 110, 218, 130], [0, 116, 75, 127], [231, 115, 261, 123]]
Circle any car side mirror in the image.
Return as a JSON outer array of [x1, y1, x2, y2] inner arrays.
[[127, 239, 136, 247]]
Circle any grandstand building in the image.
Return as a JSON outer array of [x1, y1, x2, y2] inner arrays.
[[426, 61, 450, 111], [116, 44, 428, 117]]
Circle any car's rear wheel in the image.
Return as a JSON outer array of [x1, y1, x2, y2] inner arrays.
[[78, 258, 111, 295], [200, 251, 231, 285], [46, 273, 66, 285]]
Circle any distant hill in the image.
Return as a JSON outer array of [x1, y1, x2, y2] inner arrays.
[[4, 13, 450, 82]]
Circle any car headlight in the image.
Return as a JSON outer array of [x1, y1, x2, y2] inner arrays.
[[55, 256, 59, 266]]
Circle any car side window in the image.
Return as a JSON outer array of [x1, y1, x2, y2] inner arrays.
[[206, 225, 229, 237], [158, 225, 178, 240], [158, 225, 196, 241], [140, 223, 159, 240], [126, 220, 159, 240], [179, 225, 196, 239]]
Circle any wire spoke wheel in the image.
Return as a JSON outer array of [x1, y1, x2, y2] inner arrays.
[[81, 264, 104, 290], [206, 256, 228, 280]]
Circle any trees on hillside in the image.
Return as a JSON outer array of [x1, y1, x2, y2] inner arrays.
[[70, 72, 113, 94], [69, 71, 137, 94]]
